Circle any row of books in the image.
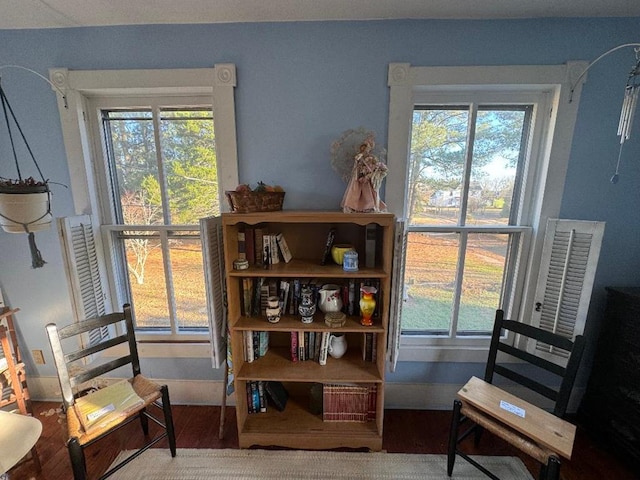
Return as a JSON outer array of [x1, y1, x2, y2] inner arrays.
[[322, 383, 377, 423], [291, 331, 330, 364], [243, 330, 269, 363], [238, 225, 292, 266], [361, 332, 378, 362], [246, 380, 289, 414], [241, 277, 381, 320]]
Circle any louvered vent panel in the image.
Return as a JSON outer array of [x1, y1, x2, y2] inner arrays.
[[536, 230, 593, 357], [62, 217, 109, 347], [200, 216, 226, 369]]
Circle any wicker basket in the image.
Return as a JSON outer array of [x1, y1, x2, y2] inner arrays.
[[225, 190, 285, 213]]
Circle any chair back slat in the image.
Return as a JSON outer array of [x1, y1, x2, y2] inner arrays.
[[485, 309, 584, 418], [57, 312, 125, 339], [69, 355, 132, 390], [493, 365, 559, 401], [63, 334, 129, 364]]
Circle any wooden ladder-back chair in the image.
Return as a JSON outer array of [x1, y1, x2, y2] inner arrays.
[[46, 304, 176, 480], [0, 306, 41, 472], [447, 309, 586, 480]]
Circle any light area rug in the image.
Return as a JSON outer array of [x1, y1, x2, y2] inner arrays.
[[109, 448, 534, 480]]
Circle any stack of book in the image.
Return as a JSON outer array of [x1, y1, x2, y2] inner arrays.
[[243, 330, 269, 362], [322, 383, 377, 422]]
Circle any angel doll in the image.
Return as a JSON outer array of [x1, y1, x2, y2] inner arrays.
[[340, 135, 388, 213]]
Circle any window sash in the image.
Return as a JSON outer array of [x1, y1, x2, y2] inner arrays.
[[385, 62, 587, 364]]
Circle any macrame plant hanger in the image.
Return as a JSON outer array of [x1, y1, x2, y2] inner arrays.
[[0, 78, 50, 268]]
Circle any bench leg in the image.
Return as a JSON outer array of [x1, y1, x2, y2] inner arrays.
[[447, 399, 463, 476]]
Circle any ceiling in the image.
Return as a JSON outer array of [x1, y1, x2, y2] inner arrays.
[[3, 0, 640, 29]]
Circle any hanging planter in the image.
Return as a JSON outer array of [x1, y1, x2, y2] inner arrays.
[[0, 177, 52, 233], [0, 76, 55, 268]]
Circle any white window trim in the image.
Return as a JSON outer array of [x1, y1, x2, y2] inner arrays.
[[50, 66, 239, 357], [386, 62, 587, 362]]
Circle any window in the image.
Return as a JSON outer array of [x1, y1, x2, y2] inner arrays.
[[385, 63, 586, 363], [98, 105, 217, 332], [52, 66, 238, 344], [403, 104, 532, 337]]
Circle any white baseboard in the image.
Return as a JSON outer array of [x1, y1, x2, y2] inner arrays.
[[29, 377, 584, 412]]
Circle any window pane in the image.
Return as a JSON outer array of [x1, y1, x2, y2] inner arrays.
[[466, 109, 527, 226], [457, 233, 509, 333], [170, 236, 208, 329], [401, 232, 459, 333], [160, 108, 219, 224], [104, 110, 162, 226], [125, 237, 169, 329], [408, 108, 468, 226]]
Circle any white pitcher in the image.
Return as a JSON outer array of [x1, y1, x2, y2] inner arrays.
[[318, 284, 343, 313], [328, 334, 347, 359]]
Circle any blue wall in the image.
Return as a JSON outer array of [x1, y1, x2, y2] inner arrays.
[[1, 18, 639, 399]]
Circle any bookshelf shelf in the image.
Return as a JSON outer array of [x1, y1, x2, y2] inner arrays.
[[222, 211, 395, 451]]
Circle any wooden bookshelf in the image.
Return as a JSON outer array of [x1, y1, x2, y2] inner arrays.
[[222, 211, 395, 450]]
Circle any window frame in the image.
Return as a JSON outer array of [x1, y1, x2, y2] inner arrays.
[[51, 66, 238, 353], [385, 62, 587, 363]]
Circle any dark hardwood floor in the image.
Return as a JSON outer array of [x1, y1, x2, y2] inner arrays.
[[7, 401, 638, 480]]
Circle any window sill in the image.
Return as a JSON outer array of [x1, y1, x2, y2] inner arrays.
[[104, 340, 211, 359], [399, 336, 491, 362]]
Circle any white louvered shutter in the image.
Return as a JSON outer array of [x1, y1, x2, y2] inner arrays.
[[530, 218, 605, 361], [200, 215, 227, 369], [387, 219, 406, 372], [57, 215, 112, 348]]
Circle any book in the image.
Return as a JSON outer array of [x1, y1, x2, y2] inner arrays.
[[251, 277, 265, 316], [322, 383, 370, 423], [264, 381, 288, 412], [245, 330, 254, 362], [290, 331, 298, 362], [254, 225, 268, 266], [298, 331, 305, 361], [73, 379, 144, 432], [250, 381, 260, 413], [320, 228, 336, 265], [242, 278, 253, 316], [237, 229, 246, 260], [318, 331, 330, 366], [245, 226, 255, 265], [365, 223, 377, 268], [262, 233, 272, 265], [257, 381, 267, 412], [276, 232, 293, 263], [269, 234, 280, 264], [258, 331, 269, 357]]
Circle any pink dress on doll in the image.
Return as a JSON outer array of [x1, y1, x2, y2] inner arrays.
[[341, 139, 388, 213]]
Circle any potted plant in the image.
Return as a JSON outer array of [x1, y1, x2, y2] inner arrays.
[[0, 176, 52, 233]]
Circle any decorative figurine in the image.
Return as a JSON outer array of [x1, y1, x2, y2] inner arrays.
[[298, 286, 316, 324]]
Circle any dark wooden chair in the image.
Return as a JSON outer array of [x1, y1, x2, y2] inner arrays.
[[447, 309, 586, 480], [46, 304, 176, 480]]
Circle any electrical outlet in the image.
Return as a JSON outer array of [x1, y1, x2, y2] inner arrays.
[[32, 349, 45, 365]]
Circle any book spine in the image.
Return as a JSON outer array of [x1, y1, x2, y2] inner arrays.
[[237, 228, 246, 260], [298, 331, 305, 361], [290, 331, 298, 362], [276, 232, 293, 263], [254, 227, 265, 266], [320, 228, 336, 265], [365, 223, 377, 268], [257, 381, 267, 413], [245, 330, 254, 362], [318, 331, 330, 366], [245, 226, 255, 265], [246, 382, 255, 413], [270, 234, 280, 264], [252, 331, 260, 360]]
